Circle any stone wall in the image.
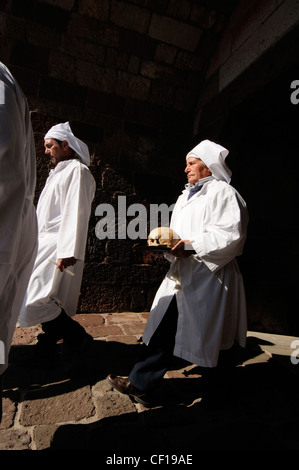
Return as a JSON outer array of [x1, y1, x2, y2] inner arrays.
[[0, 0, 236, 313], [192, 0, 299, 141], [2, 0, 299, 334]]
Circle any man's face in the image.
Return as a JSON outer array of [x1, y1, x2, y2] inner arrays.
[[44, 138, 68, 166], [185, 157, 211, 184]]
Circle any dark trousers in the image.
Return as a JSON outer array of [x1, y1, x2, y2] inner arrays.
[[129, 296, 179, 392], [41, 309, 87, 347]]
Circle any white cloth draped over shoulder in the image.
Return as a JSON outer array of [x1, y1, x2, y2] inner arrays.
[[0, 62, 38, 374], [19, 159, 95, 327]]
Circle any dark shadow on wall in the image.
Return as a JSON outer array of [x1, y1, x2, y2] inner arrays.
[[193, 25, 299, 336], [221, 66, 299, 336]]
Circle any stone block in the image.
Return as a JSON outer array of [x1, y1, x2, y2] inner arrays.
[[107, 334, 141, 344], [149, 80, 175, 107], [33, 424, 58, 450], [48, 50, 77, 83], [140, 60, 159, 79], [175, 51, 205, 72], [79, 285, 132, 312], [121, 322, 146, 336], [190, 4, 217, 30], [93, 390, 136, 419], [76, 61, 117, 93], [219, 33, 259, 91], [140, 312, 150, 321], [128, 55, 140, 74], [74, 313, 105, 327], [97, 24, 119, 48], [0, 429, 31, 450], [87, 89, 125, 117], [174, 87, 194, 112], [116, 71, 151, 101], [37, 0, 75, 11], [50, 423, 88, 449], [103, 312, 141, 325], [129, 288, 151, 312], [105, 47, 129, 71], [258, 0, 299, 56], [1, 14, 26, 41], [88, 324, 125, 339], [10, 41, 49, 72], [70, 120, 103, 144], [149, 13, 202, 51], [26, 22, 61, 49], [124, 98, 162, 127], [62, 36, 105, 64], [118, 29, 156, 59], [147, 0, 169, 14], [78, 0, 109, 21], [0, 397, 16, 431], [20, 384, 95, 426], [9, 65, 37, 95], [92, 378, 112, 394], [206, 30, 231, 79], [155, 43, 177, 65], [110, 0, 151, 34], [67, 12, 99, 41], [10, 0, 69, 32], [39, 76, 86, 107], [230, 0, 276, 53], [167, 0, 191, 21], [11, 326, 39, 346], [101, 166, 135, 193]]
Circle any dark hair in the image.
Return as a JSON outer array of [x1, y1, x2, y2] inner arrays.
[[54, 139, 76, 158]]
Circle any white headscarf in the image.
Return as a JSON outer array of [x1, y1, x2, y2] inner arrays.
[[186, 139, 231, 183], [44, 121, 90, 166]]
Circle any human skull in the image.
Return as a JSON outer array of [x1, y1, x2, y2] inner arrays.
[[147, 227, 180, 249]]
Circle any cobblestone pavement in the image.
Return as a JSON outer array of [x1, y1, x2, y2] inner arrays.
[[1, 312, 299, 453]]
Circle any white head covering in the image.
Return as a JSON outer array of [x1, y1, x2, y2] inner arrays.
[[186, 139, 231, 183], [44, 121, 90, 166]]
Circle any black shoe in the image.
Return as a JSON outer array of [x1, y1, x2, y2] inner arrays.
[[107, 374, 151, 406]]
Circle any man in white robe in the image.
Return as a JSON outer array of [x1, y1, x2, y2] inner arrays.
[[108, 139, 249, 405], [19, 122, 96, 362], [0, 62, 38, 420]]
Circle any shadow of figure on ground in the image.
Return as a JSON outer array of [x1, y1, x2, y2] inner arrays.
[[3, 335, 299, 450], [3, 338, 145, 401], [49, 354, 299, 451], [3, 334, 269, 402]]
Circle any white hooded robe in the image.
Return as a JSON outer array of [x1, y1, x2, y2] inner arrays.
[[142, 141, 249, 368], [19, 158, 95, 327], [0, 62, 38, 374]]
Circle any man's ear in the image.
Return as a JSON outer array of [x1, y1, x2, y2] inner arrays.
[[62, 140, 71, 154]]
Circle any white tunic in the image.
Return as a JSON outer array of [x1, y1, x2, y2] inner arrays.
[[143, 178, 249, 368], [0, 63, 38, 374], [19, 159, 95, 327]]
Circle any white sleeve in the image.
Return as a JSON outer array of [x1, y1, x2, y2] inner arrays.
[[190, 185, 248, 272], [57, 164, 95, 261], [0, 71, 27, 268]]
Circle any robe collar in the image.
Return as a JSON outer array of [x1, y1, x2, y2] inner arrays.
[[47, 159, 79, 181], [184, 175, 214, 196]]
